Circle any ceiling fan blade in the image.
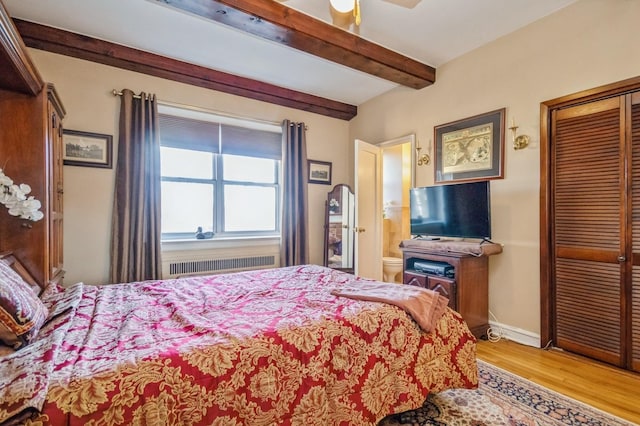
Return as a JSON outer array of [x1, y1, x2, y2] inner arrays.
[[381, 0, 422, 9], [330, 7, 356, 29], [277, 0, 418, 29]]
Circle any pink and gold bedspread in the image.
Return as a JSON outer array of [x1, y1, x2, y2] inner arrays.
[[1, 265, 477, 425]]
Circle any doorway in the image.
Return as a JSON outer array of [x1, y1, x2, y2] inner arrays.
[[355, 134, 415, 281], [381, 140, 414, 258]]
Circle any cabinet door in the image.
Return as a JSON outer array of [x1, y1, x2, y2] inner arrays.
[[428, 276, 456, 310], [552, 97, 624, 366], [404, 271, 427, 288], [631, 93, 640, 373], [404, 271, 456, 310], [48, 100, 64, 283]]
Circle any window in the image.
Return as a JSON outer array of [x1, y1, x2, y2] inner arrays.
[[159, 110, 282, 240]]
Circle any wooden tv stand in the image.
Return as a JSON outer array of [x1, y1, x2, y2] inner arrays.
[[399, 240, 502, 339]]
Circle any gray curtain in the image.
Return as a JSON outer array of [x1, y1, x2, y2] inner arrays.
[[281, 120, 309, 266], [110, 89, 162, 283]]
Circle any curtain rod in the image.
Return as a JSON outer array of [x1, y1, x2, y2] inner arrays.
[[111, 89, 307, 130], [112, 89, 150, 100]]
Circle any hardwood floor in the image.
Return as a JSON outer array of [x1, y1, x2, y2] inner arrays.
[[476, 339, 640, 425]]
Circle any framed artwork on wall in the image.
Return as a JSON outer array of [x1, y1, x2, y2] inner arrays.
[[308, 159, 332, 185], [62, 129, 113, 169], [434, 108, 505, 183]]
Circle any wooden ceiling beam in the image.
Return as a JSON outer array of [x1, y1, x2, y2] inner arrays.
[[159, 0, 436, 89], [13, 19, 357, 120]]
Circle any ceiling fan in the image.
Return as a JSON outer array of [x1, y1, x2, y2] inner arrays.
[[329, 0, 421, 26], [280, 0, 422, 29], [329, 0, 363, 26]]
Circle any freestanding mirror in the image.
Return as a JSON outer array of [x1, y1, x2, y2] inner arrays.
[[323, 184, 355, 273]]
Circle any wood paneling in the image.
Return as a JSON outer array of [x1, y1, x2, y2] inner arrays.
[[13, 19, 357, 121]]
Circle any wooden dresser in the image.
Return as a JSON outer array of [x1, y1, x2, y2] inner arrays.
[[400, 239, 502, 339], [0, 2, 66, 286]]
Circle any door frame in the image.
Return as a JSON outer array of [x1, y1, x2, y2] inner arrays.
[[354, 134, 416, 280], [378, 133, 417, 189], [540, 75, 640, 349]]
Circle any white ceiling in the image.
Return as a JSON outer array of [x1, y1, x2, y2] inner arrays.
[[4, 0, 576, 106]]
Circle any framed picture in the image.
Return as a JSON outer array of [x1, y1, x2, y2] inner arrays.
[[308, 159, 332, 185], [62, 130, 113, 169], [434, 108, 505, 183]]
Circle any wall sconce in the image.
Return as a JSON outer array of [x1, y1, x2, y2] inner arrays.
[[416, 140, 431, 166], [509, 117, 530, 150]]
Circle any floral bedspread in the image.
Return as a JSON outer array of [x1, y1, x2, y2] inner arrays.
[[2, 265, 477, 425]]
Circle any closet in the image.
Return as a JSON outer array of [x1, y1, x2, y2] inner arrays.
[[541, 77, 640, 372], [0, 2, 66, 286]]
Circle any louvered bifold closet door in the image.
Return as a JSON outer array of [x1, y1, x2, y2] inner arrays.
[[631, 93, 640, 373], [552, 97, 624, 366]]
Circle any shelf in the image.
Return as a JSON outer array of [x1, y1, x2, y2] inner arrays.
[[400, 239, 503, 257]]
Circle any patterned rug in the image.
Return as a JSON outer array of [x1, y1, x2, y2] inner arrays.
[[379, 360, 636, 426]]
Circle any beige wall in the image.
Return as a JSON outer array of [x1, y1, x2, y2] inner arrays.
[[349, 0, 640, 342], [29, 49, 350, 285]]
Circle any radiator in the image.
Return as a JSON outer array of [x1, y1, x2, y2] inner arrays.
[[167, 255, 276, 278], [162, 243, 280, 278]]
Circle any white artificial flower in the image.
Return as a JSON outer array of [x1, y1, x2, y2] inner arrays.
[[24, 197, 41, 209], [19, 183, 31, 194], [0, 192, 11, 204], [11, 185, 27, 201], [30, 210, 44, 221], [0, 169, 43, 221], [7, 205, 23, 216], [0, 173, 13, 187]]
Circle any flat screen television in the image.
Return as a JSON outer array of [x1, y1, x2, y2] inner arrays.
[[409, 181, 491, 240]]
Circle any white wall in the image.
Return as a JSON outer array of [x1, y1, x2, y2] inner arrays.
[[349, 0, 640, 342], [29, 50, 351, 285]]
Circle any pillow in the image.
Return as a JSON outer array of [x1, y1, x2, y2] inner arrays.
[[0, 254, 42, 297], [0, 261, 49, 349]]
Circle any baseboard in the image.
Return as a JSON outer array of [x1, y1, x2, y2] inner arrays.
[[487, 320, 541, 348]]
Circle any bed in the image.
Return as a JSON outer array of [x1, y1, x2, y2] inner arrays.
[[0, 263, 477, 425]]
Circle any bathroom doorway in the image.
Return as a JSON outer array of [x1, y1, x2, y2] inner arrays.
[[380, 134, 415, 282], [354, 134, 415, 282]]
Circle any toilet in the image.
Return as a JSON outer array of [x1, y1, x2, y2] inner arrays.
[[382, 256, 403, 283]]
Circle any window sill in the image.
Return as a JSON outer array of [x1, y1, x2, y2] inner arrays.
[[161, 235, 280, 252]]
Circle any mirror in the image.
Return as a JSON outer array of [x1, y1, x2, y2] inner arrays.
[[323, 184, 355, 273]]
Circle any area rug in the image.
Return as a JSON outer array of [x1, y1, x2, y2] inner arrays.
[[379, 360, 636, 426]]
